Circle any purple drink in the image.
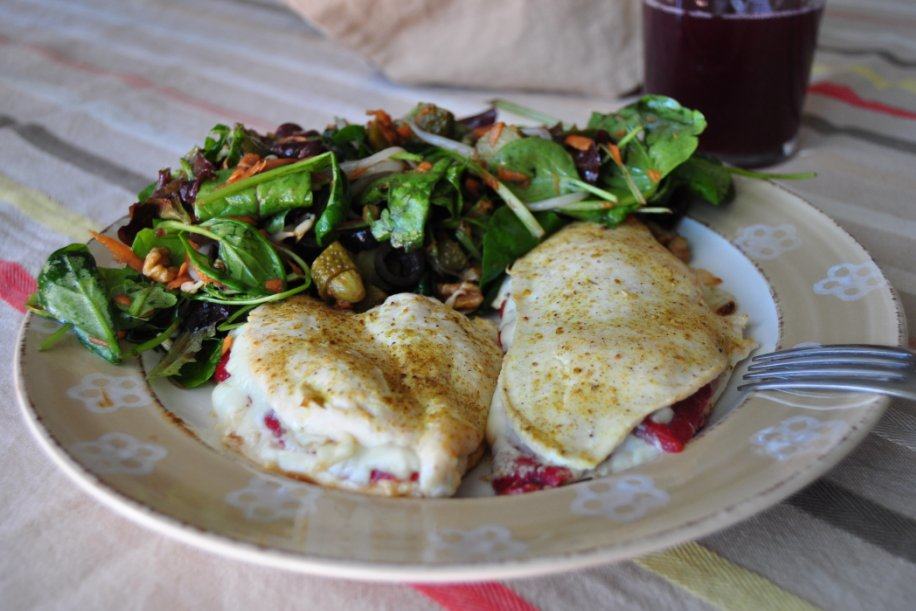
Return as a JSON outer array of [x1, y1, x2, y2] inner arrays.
[[643, 0, 824, 167]]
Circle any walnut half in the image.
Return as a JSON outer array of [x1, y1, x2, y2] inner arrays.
[[437, 281, 484, 312], [142, 247, 178, 283]]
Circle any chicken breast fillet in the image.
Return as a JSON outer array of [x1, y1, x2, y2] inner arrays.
[[212, 294, 502, 497]]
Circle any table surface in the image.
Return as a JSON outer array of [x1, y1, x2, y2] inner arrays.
[[1, 0, 914, 609]]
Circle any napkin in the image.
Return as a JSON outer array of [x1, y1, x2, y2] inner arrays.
[[285, 0, 642, 98]]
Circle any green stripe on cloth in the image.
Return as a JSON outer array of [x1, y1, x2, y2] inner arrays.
[[635, 542, 819, 611], [0, 172, 96, 240]]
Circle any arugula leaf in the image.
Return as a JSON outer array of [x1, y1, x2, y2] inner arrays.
[[672, 155, 733, 205], [435, 160, 466, 218], [131, 227, 184, 263], [98, 267, 178, 319], [490, 138, 580, 202], [481, 206, 566, 288], [200, 218, 287, 293], [556, 201, 639, 227], [147, 324, 215, 379], [38, 244, 121, 363], [192, 123, 262, 168], [370, 158, 451, 250]]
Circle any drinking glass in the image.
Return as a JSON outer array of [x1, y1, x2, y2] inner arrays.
[[642, 0, 825, 167]]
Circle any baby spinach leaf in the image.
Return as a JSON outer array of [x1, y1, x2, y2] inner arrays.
[[672, 155, 733, 205], [195, 168, 312, 220], [490, 138, 580, 202], [98, 267, 178, 319], [172, 337, 223, 388], [331, 123, 367, 145], [481, 206, 566, 289], [200, 218, 287, 294], [194, 153, 345, 245], [589, 95, 706, 180], [38, 244, 121, 363], [264, 210, 290, 234], [178, 233, 244, 293], [131, 227, 184, 263], [313, 152, 347, 245], [406, 102, 456, 138], [195, 153, 337, 221], [370, 158, 451, 251]]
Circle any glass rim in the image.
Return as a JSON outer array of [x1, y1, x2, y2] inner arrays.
[[642, 0, 827, 18]]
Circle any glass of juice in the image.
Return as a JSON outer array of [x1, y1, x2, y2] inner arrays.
[[643, 0, 825, 167]]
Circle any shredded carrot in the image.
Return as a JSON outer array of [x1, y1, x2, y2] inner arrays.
[[471, 126, 491, 140], [189, 262, 220, 286], [396, 123, 413, 141], [366, 109, 393, 123], [608, 144, 623, 167], [227, 153, 262, 184], [91, 231, 144, 272], [416, 161, 433, 173], [564, 134, 594, 151], [259, 158, 295, 172], [225, 153, 293, 184], [367, 109, 399, 144], [227, 215, 257, 225], [480, 171, 500, 191], [497, 167, 530, 184], [166, 275, 190, 290], [113, 294, 132, 307], [166, 256, 191, 289], [221, 335, 234, 356], [647, 168, 662, 183], [264, 278, 284, 293], [488, 122, 505, 146]]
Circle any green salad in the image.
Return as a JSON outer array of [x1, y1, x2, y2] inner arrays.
[[31, 96, 791, 387]]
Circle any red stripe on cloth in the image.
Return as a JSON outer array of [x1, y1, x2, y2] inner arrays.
[[412, 583, 539, 611], [808, 81, 916, 121], [0, 34, 270, 131], [0, 261, 37, 313]]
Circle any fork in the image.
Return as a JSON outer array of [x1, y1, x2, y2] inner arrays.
[[737, 344, 916, 401]]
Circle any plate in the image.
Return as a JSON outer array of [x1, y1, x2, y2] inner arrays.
[[15, 177, 906, 581]]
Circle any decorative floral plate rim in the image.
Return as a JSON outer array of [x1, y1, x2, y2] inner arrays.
[[15, 177, 906, 582]]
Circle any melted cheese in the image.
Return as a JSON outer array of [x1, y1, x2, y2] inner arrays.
[[212, 294, 502, 497], [488, 220, 754, 470]]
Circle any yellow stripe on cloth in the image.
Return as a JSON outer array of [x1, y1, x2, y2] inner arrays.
[[0, 173, 96, 241], [635, 542, 819, 611]]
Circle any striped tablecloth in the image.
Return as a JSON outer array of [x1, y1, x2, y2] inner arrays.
[[1, 1, 914, 609]]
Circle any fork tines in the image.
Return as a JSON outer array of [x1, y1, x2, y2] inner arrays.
[[739, 344, 916, 400], [751, 344, 913, 363]]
